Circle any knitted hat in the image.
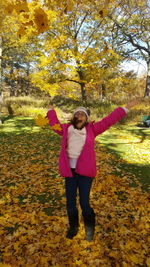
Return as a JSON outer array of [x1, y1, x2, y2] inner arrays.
[[73, 107, 90, 118]]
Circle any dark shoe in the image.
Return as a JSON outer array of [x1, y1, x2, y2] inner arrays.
[[66, 225, 78, 239], [66, 210, 79, 239], [83, 209, 95, 242]]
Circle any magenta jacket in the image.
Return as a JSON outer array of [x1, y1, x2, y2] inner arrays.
[[47, 107, 126, 178]]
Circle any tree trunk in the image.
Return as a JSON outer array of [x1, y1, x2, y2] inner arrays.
[[80, 82, 87, 106], [100, 83, 106, 101], [74, 34, 87, 105], [144, 59, 150, 97], [77, 68, 87, 106], [10, 88, 15, 97], [10, 62, 15, 96], [25, 64, 30, 96], [0, 92, 2, 124]]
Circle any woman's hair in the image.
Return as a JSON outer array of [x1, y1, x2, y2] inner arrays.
[[86, 108, 91, 117], [69, 117, 89, 129]]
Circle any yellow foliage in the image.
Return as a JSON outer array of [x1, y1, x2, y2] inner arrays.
[[99, 8, 108, 18], [17, 25, 27, 38], [14, 1, 29, 14], [35, 116, 62, 131], [30, 70, 60, 96], [35, 114, 49, 127], [1, 0, 57, 38], [39, 52, 56, 67], [51, 123, 62, 131], [146, 258, 150, 267], [128, 254, 141, 264], [0, 264, 12, 267], [125, 240, 141, 250], [32, 7, 49, 34], [4, 2, 16, 16]]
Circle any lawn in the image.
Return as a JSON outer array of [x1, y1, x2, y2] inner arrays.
[[96, 123, 150, 190]]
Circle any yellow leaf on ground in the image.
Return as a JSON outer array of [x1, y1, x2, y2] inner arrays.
[[0, 264, 12, 267], [146, 258, 150, 267], [128, 254, 140, 264]]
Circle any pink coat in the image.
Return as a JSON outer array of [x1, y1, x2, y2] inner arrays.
[[47, 107, 126, 178]]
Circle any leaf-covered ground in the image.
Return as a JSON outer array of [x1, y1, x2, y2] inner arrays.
[[0, 117, 149, 267]]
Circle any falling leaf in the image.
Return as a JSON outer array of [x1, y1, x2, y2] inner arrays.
[[33, 7, 49, 34], [99, 8, 108, 18], [51, 123, 62, 131], [35, 114, 49, 127]]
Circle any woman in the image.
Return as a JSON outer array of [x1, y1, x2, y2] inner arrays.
[[47, 99, 140, 241]]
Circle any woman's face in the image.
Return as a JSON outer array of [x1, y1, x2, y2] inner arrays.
[[73, 111, 87, 129]]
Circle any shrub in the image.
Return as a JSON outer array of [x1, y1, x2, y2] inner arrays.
[[13, 105, 47, 117], [5, 96, 49, 108], [4, 96, 50, 117]]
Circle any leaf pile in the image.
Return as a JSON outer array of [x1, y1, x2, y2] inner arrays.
[[0, 127, 149, 266]]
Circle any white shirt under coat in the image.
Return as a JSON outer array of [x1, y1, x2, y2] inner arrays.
[[67, 125, 86, 168]]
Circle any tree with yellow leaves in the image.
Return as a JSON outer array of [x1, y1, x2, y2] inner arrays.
[[28, 0, 120, 104], [1, 0, 120, 104], [2, 0, 140, 104]]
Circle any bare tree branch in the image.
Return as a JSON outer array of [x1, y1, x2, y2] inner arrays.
[[81, 20, 104, 54], [109, 15, 150, 55]]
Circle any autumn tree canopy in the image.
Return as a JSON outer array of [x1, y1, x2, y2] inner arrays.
[[0, 0, 149, 103]]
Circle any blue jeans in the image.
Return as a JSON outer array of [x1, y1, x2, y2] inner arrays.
[[65, 169, 94, 217]]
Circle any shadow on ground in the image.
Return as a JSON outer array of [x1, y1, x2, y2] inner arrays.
[[96, 135, 150, 192]]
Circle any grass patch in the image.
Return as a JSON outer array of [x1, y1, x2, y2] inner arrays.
[[0, 116, 40, 134], [0, 115, 63, 213], [1, 115, 149, 192], [96, 123, 150, 190]]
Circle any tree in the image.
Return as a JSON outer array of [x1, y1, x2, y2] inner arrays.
[[107, 0, 150, 97], [0, 5, 45, 97], [29, 0, 121, 104], [2, 0, 134, 104]]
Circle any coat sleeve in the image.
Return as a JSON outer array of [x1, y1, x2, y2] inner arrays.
[[47, 109, 64, 136], [92, 107, 127, 137]]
